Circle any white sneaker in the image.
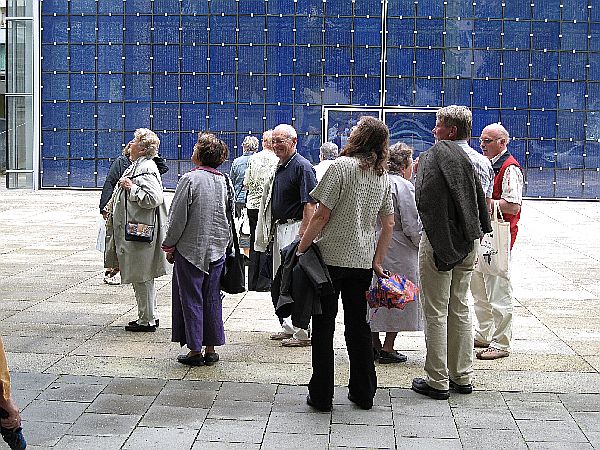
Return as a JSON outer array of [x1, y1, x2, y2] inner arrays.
[[105, 272, 121, 285]]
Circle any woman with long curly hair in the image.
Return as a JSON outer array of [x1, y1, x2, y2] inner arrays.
[[297, 116, 395, 411]]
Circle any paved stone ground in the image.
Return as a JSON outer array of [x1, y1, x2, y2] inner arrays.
[[0, 186, 599, 449]]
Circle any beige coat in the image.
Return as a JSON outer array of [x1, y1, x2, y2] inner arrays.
[[106, 156, 170, 284]]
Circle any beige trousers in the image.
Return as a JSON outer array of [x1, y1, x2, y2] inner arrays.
[[419, 234, 478, 390], [132, 279, 157, 326]]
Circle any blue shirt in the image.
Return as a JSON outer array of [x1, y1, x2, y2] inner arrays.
[[229, 152, 254, 203], [271, 152, 317, 221]]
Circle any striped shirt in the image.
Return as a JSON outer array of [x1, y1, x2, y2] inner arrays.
[[456, 140, 494, 198], [311, 156, 394, 269]]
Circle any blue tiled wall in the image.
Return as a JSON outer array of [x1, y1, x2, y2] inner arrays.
[[40, 0, 600, 198]]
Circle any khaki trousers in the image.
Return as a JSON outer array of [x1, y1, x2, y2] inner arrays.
[[419, 234, 478, 390], [132, 279, 157, 326], [471, 270, 513, 351]]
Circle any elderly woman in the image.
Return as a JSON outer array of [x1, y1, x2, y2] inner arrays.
[[107, 128, 170, 332], [369, 143, 423, 364], [298, 116, 395, 411], [162, 132, 231, 366], [101, 145, 169, 285]]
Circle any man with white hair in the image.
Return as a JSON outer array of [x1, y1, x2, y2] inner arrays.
[[314, 141, 339, 182], [255, 124, 317, 347], [471, 123, 523, 360]]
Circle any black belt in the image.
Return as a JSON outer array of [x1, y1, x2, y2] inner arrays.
[[275, 218, 301, 225]]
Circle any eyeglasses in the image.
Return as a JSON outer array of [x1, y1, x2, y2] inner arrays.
[[479, 138, 501, 144], [272, 137, 292, 145]]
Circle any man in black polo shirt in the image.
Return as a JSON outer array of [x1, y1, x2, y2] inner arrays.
[[266, 123, 317, 347]]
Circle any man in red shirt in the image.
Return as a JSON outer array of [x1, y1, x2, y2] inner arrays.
[[471, 123, 524, 360]]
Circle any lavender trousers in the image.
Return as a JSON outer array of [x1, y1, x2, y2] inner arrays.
[[171, 251, 226, 352]]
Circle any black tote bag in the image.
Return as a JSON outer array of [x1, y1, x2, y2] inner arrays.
[[221, 175, 246, 294]]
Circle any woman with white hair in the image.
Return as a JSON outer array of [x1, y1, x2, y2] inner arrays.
[[106, 128, 170, 332]]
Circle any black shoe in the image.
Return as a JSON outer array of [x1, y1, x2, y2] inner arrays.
[[411, 378, 449, 400], [128, 318, 159, 327], [449, 379, 473, 394], [177, 353, 205, 366], [347, 392, 373, 410], [124, 322, 156, 332], [204, 352, 219, 365], [378, 350, 408, 364], [373, 348, 380, 361], [306, 394, 332, 412]]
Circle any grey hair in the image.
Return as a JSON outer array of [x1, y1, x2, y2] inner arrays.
[[273, 124, 298, 139], [436, 105, 472, 140], [484, 123, 511, 145], [320, 142, 339, 160], [242, 135, 259, 153], [133, 128, 160, 158], [388, 142, 414, 175]]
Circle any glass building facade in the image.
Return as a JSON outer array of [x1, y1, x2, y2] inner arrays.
[[31, 0, 600, 198]]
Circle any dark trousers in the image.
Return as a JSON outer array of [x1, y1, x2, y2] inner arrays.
[[308, 265, 376, 407], [247, 208, 271, 291]]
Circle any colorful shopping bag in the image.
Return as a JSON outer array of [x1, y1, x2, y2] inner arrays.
[[366, 273, 418, 310]]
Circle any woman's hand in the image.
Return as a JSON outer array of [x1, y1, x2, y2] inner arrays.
[[373, 263, 390, 279], [0, 397, 22, 430], [118, 177, 134, 191], [165, 252, 175, 264]]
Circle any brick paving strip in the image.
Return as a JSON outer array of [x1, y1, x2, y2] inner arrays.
[[1, 187, 599, 449]]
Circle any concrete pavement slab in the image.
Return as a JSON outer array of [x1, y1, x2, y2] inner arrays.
[[122, 427, 198, 450], [261, 432, 329, 449], [196, 418, 267, 444], [329, 423, 395, 448], [138, 405, 208, 429], [457, 428, 528, 450], [516, 418, 589, 443], [53, 434, 129, 450], [67, 412, 141, 437], [207, 399, 272, 421], [86, 393, 156, 415]]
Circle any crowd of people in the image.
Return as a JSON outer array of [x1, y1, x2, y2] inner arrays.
[[90, 103, 523, 409]]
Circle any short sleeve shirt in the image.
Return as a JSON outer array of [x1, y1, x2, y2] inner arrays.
[[311, 156, 394, 269], [271, 152, 317, 221]]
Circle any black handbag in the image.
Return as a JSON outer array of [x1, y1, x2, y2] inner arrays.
[[124, 192, 156, 243], [221, 175, 246, 294]]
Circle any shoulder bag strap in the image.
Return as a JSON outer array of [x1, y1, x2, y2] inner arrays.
[[223, 174, 240, 254]]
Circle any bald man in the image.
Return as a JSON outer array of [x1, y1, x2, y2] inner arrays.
[[471, 123, 523, 360]]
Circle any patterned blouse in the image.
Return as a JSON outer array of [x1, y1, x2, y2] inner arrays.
[[311, 156, 394, 269]]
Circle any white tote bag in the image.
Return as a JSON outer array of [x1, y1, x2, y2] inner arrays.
[[96, 217, 107, 253], [475, 201, 511, 279]]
